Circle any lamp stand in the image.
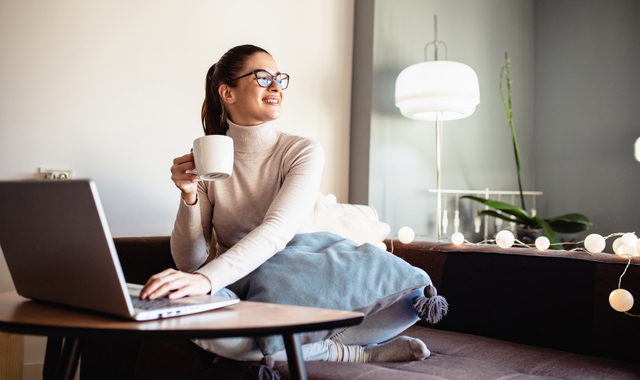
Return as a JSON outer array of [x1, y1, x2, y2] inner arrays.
[[435, 115, 443, 242]]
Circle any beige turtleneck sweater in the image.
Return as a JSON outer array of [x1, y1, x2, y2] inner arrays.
[[170, 120, 325, 294]]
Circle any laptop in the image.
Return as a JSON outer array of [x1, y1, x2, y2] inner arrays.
[[0, 179, 238, 321]]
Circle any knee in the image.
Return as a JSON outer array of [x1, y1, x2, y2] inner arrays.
[[192, 337, 263, 362]]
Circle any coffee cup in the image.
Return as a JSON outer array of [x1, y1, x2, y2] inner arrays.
[[192, 135, 234, 180]]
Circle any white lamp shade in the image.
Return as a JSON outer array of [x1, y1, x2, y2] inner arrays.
[[395, 61, 480, 121]]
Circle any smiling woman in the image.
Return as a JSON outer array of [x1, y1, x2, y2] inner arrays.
[[137, 44, 441, 374]]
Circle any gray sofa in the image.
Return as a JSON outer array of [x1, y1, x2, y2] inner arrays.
[[80, 237, 640, 379]]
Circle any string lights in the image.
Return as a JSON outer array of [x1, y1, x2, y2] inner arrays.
[[388, 226, 638, 316], [398, 226, 416, 244]]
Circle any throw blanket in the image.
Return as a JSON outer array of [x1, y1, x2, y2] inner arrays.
[[227, 232, 435, 355]]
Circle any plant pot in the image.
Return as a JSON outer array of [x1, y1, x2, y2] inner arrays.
[[516, 226, 544, 245]]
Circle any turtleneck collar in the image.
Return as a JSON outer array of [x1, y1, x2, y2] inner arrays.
[[226, 119, 279, 155]]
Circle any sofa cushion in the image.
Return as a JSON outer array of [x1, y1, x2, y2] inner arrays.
[[313, 192, 390, 245], [128, 325, 640, 380], [271, 326, 640, 380]]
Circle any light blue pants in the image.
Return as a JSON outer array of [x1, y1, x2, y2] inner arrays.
[[193, 287, 423, 362]]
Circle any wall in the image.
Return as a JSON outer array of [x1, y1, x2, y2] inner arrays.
[[351, 0, 535, 239], [0, 1, 355, 378], [534, 0, 640, 240], [352, 0, 639, 243]]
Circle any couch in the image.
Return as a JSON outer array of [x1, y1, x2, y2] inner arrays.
[[80, 236, 640, 380]]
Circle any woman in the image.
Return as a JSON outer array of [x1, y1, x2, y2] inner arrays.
[[140, 44, 434, 363]]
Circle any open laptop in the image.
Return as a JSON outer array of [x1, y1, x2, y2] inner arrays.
[[0, 179, 238, 321]]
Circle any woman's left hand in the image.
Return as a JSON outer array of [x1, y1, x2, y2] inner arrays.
[[140, 268, 212, 300]]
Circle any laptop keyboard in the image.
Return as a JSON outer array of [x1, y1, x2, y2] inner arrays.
[[132, 297, 183, 310]]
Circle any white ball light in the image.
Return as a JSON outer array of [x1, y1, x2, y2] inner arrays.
[[495, 230, 515, 249], [620, 233, 638, 247], [584, 234, 606, 254], [616, 242, 635, 258], [636, 239, 640, 256], [398, 227, 415, 244], [613, 238, 622, 254], [535, 236, 550, 251], [609, 289, 634, 312], [451, 232, 464, 245], [375, 241, 387, 251]]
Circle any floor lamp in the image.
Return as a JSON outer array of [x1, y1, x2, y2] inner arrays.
[[395, 17, 480, 241]]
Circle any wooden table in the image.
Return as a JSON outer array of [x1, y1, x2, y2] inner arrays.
[[0, 291, 363, 380]]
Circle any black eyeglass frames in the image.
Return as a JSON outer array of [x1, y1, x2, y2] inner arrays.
[[233, 70, 290, 90]]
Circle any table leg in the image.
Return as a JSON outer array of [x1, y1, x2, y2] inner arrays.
[[43, 337, 63, 380], [55, 338, 81, 380], [44, 337, 81, 380], [282, 333, 308, 380]]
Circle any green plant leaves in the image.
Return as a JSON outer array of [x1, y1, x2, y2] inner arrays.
[[461, 195, 591, 250], [545, 213, 592, 233], [461, 195, 531, 223]]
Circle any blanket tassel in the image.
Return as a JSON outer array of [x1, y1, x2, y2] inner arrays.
[[413, 284, 449, 324], [242, 356, 281, 380]]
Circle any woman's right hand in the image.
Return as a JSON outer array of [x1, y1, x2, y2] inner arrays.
[[171, 151, 199, 205]]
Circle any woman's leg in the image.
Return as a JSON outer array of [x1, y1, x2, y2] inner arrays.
[[326, 287, 430, 362], [193, 333, 429, 363], [194, 287, 428, 363], [194, 288, 334, 362], [331, 287, 424, 345], [193, 336, 334, 362]]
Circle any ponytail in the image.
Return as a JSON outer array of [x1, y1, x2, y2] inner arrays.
[[200, 44, 271, 136], [201, 63, 228, 136]]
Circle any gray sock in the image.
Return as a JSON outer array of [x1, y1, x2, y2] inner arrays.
[[330, 336, 430, 362]]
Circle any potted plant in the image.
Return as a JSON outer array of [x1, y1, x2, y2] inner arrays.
[[462, 53, 591, 249]]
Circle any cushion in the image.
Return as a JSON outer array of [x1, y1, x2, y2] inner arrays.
[[227, 232, 432, 355], [313, 193, 391, 246]]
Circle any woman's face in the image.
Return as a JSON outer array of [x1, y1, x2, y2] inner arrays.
[[222, 52, 284, 126]]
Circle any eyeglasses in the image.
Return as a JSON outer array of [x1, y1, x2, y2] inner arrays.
[[233, 69, 290, 90]]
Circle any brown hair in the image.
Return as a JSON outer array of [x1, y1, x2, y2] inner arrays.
[[201, 44, 270, 135]]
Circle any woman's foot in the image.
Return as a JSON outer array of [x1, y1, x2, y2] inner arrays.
[[331, 336, 430, 362]]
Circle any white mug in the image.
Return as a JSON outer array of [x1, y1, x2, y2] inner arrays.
[[192, 135, 234, 181]]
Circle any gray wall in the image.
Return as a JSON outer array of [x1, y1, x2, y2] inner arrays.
[[351, 0, 535, 240], [351, 0, 640, 243], [534, 0, 640, 241]]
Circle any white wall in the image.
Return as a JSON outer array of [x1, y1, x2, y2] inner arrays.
[[0, 1, 355, 377]]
